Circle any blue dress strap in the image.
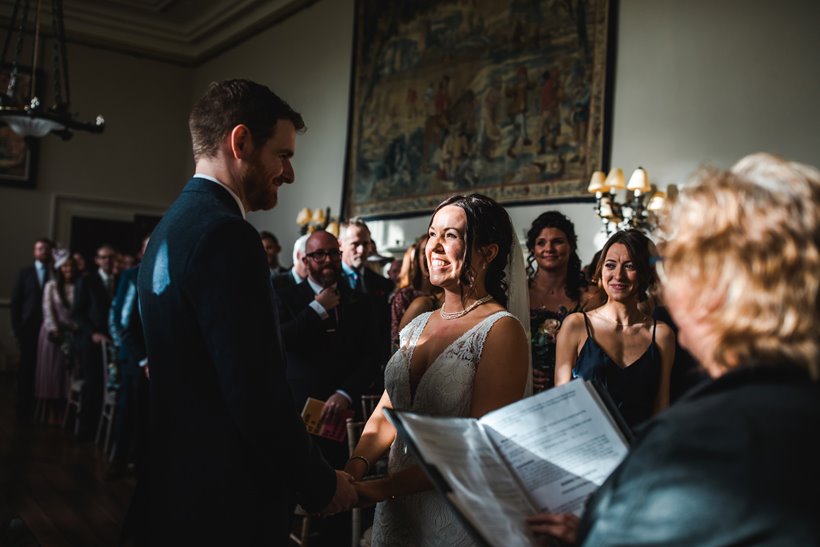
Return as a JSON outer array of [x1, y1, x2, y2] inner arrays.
[[582, 311, 593, 337]]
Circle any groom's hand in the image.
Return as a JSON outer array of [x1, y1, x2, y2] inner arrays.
[[320, 470, 358, 515]]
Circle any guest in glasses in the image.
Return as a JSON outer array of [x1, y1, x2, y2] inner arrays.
[[530, 153, 820, 545], [73, 243, 119, 440], [277, 229, 381, 546]]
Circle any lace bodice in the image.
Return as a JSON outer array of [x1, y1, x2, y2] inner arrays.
[[372, 310, 518, 547]]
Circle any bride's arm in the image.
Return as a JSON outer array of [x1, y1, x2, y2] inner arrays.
[[344, 390, 396, 481]]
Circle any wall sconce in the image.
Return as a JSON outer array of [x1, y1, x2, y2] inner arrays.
[[588, 167, 672, 235]]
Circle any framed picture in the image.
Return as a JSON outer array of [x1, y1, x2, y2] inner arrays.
[[0, 64, 37, 188], [343, 0, 616, 219]]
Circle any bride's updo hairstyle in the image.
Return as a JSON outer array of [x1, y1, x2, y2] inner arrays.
[[430, 194, 515, 307]]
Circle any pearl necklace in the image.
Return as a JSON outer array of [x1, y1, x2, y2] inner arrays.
[[440, 294, 494, 320]]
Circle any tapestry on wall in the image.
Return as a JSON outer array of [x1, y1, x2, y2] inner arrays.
[[343, 0, 615, 219]]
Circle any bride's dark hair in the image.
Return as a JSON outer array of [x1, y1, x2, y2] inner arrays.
[[429, 194, 514, 307]]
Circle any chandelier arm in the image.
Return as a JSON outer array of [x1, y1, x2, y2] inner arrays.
[[2, 0, 22, 64], [51, 0, 69, 108], [8, 0, 32, 99], [30, 0, 44, 103]]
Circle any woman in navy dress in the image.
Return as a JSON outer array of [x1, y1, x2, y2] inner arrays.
[[554, 229, 675, 429]]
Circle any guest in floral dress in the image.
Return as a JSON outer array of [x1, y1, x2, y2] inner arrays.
[[35, 251, 78, 425], [526, 211, 586, 392]]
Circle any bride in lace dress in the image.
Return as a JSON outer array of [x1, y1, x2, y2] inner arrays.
[[345, 194, 532, 546]]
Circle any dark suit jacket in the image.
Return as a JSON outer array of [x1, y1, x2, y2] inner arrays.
[[137, 178, 335, 545], [10, 265, 45, 339], [363, 268, 394, 367], [272, 269, 299, 291], [277, 280, 380, 412], [73, 270, 116, 351], [579, 363, 820, 545]]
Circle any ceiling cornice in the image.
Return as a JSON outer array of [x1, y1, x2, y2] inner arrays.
[[0, 0, 317, 67]]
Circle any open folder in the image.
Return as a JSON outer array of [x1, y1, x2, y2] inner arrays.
[[384, 380, 632, 547]]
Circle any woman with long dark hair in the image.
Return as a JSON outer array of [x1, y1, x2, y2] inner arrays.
[[526, 211, 586, 392], [347, 194, 531, 546], [554, 229, 675, 429]]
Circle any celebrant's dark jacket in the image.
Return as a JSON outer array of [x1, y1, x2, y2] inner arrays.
[[579, 361, 820, 546]]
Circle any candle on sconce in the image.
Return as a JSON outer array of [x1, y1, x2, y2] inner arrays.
[[599, 196, 614, 218]]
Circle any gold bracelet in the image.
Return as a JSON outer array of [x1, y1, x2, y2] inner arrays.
[[348, 455, 370, 473]]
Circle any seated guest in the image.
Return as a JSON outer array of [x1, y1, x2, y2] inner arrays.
[[35, 249, 77, 425], [272, 233, 308, 290], [259, 230, 288, 276], [555, 230, 675, 430], [529, 153, 820, 545]]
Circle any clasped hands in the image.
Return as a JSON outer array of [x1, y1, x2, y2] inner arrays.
[[319, 472, 389, 516]]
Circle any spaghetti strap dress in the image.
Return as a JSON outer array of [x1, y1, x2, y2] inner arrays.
[[573, 312, 661, 429]]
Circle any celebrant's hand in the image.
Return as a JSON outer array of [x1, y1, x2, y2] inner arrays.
[[527, 512, 579, 545]]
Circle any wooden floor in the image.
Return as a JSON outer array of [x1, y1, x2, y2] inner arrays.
[[0, 374, 135, 546]]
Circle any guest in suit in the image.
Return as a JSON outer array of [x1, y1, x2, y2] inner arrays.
[[10, 237, 54, 422], [260, 230, 288, 277], [278, 229, 380, 547], [136, 79, 356, 545], [278, 230, 381, 466], [72, 243, 118, 439], [340, 218, 394, 367], [272, 233, 309, 291]]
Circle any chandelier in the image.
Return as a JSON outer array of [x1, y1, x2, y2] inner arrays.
[[0, 0, 104, 139], [587, 167, 670, 235]]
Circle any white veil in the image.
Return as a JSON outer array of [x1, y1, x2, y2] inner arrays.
[[505, 238, 533, 396]]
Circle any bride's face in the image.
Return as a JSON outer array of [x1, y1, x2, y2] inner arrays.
[[426, 205, 469, 289]]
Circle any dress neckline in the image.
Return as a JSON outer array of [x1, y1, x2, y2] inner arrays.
[[581, 312, 657, 370], [405, 310, 509, 405]]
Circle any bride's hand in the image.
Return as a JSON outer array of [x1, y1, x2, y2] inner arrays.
[[354, 479, 389, 508]]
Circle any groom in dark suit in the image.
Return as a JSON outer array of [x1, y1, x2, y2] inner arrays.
[[137, 80, 356, 545]]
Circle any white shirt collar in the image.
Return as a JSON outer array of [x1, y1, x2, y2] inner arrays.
[[98, 268, 112, 284], [306, 276, 336, 295], [195, 173, 246, 219], [291, 269, 304, 284]]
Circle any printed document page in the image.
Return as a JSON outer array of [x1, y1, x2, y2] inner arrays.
[[397, 413, 537, 547], [480, 381, 629, 515]]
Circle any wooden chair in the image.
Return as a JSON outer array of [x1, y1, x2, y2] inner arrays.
[[62, 365, 84, 436], [289, 505, 312, 546], [95, 341, 118, 456], [346, 418, 368, 547], [360, 394, 381, 421]]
